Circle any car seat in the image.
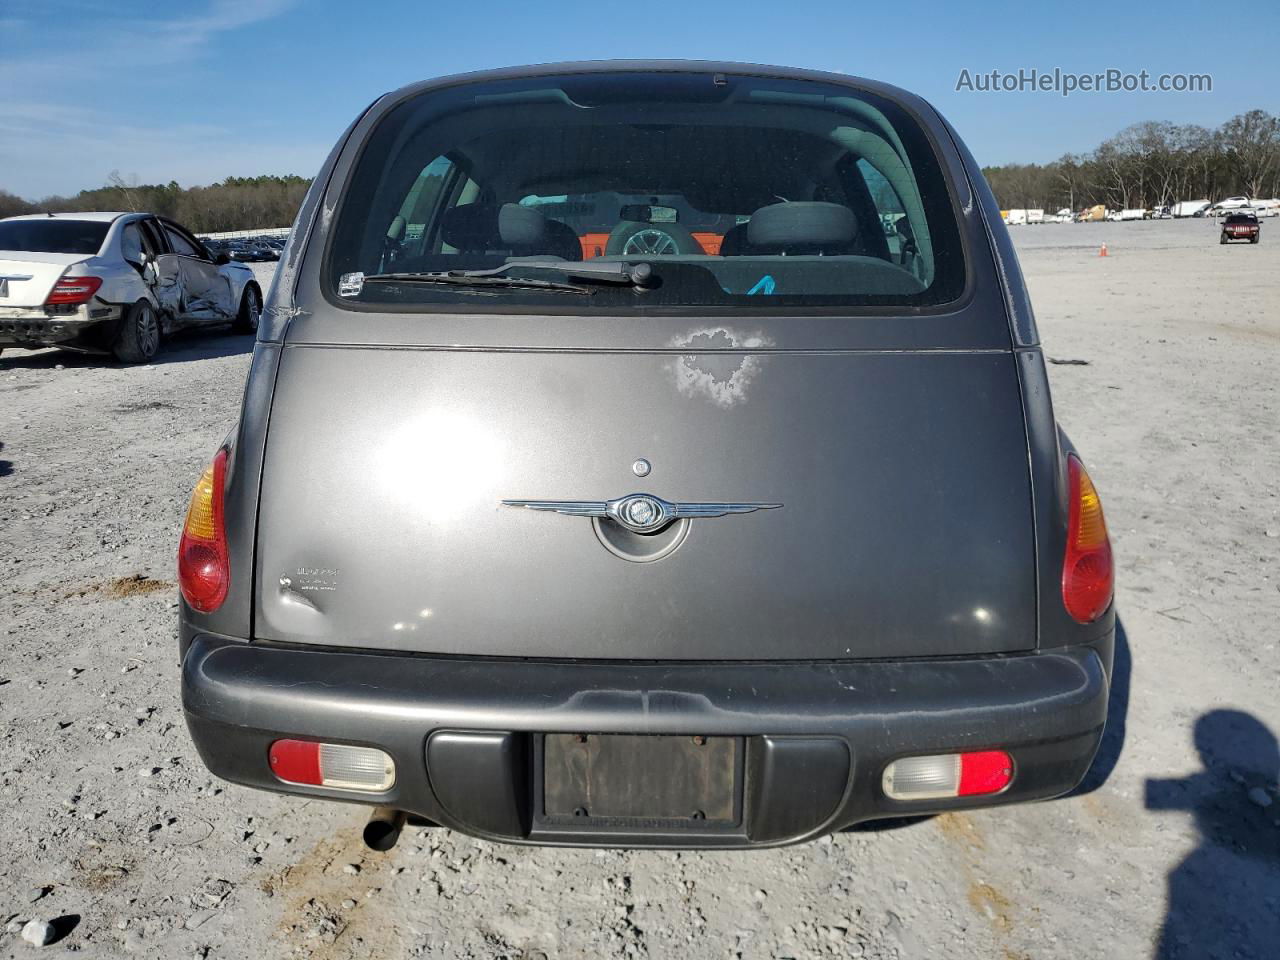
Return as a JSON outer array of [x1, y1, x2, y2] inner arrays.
[[721, 202, 860, 257], [441, 203, 581, 261]]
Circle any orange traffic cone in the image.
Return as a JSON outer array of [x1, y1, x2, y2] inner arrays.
[[1098, 243, 1108, 257]]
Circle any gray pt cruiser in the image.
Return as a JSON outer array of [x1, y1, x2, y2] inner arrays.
[[178, 62, 1115, 850]]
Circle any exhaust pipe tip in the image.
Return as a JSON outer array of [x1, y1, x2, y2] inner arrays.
[[362, 806, 408, 852]]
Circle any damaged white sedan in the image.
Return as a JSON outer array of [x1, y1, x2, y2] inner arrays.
[[0, 212, 262, 362]]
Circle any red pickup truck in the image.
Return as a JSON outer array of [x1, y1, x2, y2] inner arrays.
[[1220, 212, 1261, 244]]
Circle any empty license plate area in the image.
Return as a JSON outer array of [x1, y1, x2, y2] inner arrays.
[[540, 734, 743, 827]]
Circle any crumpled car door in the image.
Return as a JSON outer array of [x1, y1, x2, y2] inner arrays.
[[139, 220, 183, 320], [177, 257, 235, 321], [161, 221, 234, 322]]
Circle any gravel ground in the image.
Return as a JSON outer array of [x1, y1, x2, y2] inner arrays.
[[1, 221, 1278, 959]]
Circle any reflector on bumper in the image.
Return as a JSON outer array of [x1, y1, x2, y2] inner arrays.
[[269, 739, 395, 791], [881, 750, 1012, 800]]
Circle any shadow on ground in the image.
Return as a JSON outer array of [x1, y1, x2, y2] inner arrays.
[[1074, 616, 1131, 795], [1148, 709, 1280, 959], [0, 329, 253, 370], [48, 916, 81, 945]]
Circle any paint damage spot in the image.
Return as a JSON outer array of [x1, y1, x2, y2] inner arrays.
[[668, 327, 772, 408]]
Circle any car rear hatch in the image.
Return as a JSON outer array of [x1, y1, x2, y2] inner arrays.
[[0, 252, 89, 308], [251, 68, 1038, 662], [254, 302, 1035, 662]]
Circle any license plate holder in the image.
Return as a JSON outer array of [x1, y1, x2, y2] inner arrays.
[[541, 734, 742, 825]]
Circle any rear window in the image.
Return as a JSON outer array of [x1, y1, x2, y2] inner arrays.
[[0, 219, 110, 255], [327, 72, 965, 311]]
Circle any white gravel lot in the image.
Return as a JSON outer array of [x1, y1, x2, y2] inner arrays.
[[1, 221, 1278, 959]]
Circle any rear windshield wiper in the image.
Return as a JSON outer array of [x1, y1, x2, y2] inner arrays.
[[449, 259, 655, 285], [355, 259, 655, 296]]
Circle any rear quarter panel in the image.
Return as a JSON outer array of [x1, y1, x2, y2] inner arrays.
[[179, 104, 371, 650], [938, 111, 1115, 650]]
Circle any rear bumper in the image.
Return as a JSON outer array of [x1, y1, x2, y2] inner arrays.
[[182, 633, 1111, 848], [0, 302, 122, 350]]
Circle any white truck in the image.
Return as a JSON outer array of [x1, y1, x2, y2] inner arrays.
[[1172, 200, 1210, 218], [1003, 209, 1044, 225]]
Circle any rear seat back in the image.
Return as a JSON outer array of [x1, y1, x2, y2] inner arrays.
[[441, 203, 581, 261]]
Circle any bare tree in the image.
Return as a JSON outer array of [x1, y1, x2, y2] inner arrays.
[[1219, 110, 1280, 199], [106, 170, 141, 212], [980, 110, 1277, 209], [1055, 153, 1088, 211]]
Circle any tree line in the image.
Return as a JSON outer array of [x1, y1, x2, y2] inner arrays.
[[0, 174, 312, 233], [4, 108, 1279, 227], [983, 109, 1280, 211]]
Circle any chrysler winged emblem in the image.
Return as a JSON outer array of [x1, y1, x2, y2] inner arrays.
[[501, 492, 782, 533]]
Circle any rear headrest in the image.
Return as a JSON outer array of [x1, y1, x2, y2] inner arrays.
[[441, 203, 547, 251], [747, 202, 857, 250]]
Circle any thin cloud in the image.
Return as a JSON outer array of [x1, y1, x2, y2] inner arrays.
[[1, 0, 302, 197], [0, 0, 296, 81], [0, 102, 326, 200]]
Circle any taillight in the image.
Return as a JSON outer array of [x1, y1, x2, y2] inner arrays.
[[1062, 454, 1113, 623], [178, 449, 229, 613], [269, 740, 396, 792], [45, 275, 102, 305], [882, 750, 1014, 800]]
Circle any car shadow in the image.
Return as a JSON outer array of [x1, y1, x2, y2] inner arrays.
[[1146, 709, 1280, 959], [1072, 615, 1131, 795], [843, 815, 931, 833], [150, 329, 256, 365], [0, 329, 253, 370], [0, 440, 11, 477]]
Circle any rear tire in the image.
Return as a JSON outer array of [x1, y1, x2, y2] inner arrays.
[[112, 300, 161, 363], [232, 285, 260, 334]]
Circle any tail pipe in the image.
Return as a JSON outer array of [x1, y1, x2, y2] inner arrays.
[[362, 806, 408, 851]]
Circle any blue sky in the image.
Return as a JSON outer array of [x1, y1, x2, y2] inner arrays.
[[2, 0, 1276, 199]]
